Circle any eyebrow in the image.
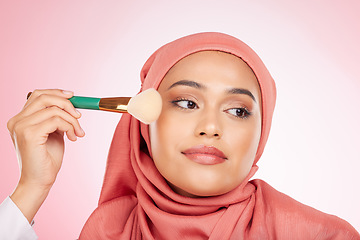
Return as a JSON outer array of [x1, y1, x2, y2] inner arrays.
[[168, 80, 203, 90], [227, 88, 256, 102], [168, 79, 256, 102]]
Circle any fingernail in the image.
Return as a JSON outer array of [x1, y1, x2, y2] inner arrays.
[[62, 90, 74, 95], [75, 109, 81, 117], [79, 127, 85, 136]]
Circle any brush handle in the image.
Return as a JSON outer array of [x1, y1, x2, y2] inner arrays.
[[27, 92, 130, 113], [69, 96, 100, 110]]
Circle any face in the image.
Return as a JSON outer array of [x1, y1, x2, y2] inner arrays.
[[149, 51, 262, 197]]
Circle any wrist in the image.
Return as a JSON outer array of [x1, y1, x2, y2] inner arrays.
[[10, 182, 51, 223]]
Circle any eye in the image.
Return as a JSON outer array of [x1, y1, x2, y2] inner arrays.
[[226, 108, 251, 119], [172, 99, 198, 109]]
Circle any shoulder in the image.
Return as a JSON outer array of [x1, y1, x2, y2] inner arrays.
[[250, 179, 360, 239]]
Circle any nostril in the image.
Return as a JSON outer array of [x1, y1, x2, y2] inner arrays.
[[214, 133, 219, 137], [200, 132, 206, 136]]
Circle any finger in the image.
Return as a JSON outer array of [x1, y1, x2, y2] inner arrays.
[[13, 114, 78, 147], [16, 106, 85, 138], [35, 115, 79, 143], [26, 89, 74, 107], [22, 94, 81, 120]]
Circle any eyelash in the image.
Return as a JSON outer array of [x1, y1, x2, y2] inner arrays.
[[171, 98, 198, 110], [171, 98, 252, 119], [225, 108, 252, 119]]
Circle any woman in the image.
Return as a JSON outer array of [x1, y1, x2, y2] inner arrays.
[[3, 32, 359, 239]]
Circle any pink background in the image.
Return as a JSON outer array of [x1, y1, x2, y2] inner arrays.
[[1, 1, 359, 238]]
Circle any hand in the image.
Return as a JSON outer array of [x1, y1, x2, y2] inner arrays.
[[7, 89, 85, 223]]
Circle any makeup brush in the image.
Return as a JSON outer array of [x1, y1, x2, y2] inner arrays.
[[27, 88, 162, 124]]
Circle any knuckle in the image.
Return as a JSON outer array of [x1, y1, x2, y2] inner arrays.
[[31, 89, 42, 98], [12, 122, 22, 135], [7, 118, 15, 132], [47, 105, 60, 114], [12, 122, 30, 141], [51, 115, 62, 123], [37, 93, 47, 101]]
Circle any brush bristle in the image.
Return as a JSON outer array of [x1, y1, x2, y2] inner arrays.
[[127, 88, 162, 124]]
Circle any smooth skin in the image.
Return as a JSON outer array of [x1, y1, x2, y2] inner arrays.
[[7, 89, 85, 223], [149, 51, 262, 197]]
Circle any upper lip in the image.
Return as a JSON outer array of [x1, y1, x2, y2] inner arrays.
[[182, 145, 227, 159]]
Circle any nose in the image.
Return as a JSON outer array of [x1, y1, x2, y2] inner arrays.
[[195, 110, 223, 138]]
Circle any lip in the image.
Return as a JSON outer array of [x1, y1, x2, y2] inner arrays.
[[182, 145, 227, 165]]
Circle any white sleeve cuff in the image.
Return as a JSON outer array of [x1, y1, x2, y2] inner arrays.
[[0, 196, 38, 240]]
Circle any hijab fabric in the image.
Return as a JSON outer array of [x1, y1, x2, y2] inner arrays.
[[79, 32, 359, 239]]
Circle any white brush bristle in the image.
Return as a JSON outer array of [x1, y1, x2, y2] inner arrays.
[[127, 88, 162, 124]]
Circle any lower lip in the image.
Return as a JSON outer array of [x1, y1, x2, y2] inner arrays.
[[183, 153, 226, 165]]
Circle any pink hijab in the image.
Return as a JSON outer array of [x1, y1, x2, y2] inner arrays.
[[80, 32, 359, 239]]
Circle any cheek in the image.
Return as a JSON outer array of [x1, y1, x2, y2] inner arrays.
[[226, 117, 262, 178], [237, 122, 261, 156], [149, 111, 195, 190], [149, 110, 189, 164]]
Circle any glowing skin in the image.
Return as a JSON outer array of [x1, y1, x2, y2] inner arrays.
[[149, 51, 262, 197]]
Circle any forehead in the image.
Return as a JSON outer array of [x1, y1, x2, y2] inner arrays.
[[159, 51, 261, 97]]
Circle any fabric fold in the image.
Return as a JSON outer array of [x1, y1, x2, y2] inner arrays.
[[79, 32, 359, 239]]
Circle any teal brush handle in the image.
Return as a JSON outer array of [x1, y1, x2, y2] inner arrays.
[[69, 96, 100, 110], [26, 92, 131, 113]]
